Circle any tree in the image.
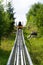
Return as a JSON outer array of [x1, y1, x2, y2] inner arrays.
[[26, 3, 43, 35], [0, 1, 13, 45], [0, 1, 4, 44], [36, 5, 43, 35], [7, 2, 15, 33], [0, 1, 15, 45]]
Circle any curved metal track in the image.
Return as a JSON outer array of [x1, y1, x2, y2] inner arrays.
[[7, 29, 33, 65]]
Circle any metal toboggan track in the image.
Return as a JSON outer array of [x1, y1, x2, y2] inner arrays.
[[7, 29, 33, 65]]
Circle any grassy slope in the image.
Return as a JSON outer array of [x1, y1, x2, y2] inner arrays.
[[23, 27, 43, 65], [0, 32, 16, 65]]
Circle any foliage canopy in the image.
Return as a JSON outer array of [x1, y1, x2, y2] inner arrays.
[[26, 3, 43, 35]]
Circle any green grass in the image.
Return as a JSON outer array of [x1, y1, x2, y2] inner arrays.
[[0, 33, 16, 65], [23, 28, 43, 65]]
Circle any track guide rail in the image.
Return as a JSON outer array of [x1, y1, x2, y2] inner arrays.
[[7, 29, 33, 65]]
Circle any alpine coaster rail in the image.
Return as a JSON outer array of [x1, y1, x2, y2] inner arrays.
[[7, 29, 33, 65]]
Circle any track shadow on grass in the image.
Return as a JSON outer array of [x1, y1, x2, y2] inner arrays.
[[0, 49, 11, 65]]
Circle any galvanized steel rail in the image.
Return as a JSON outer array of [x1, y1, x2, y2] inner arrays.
[[7, 29, 33, 65]]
